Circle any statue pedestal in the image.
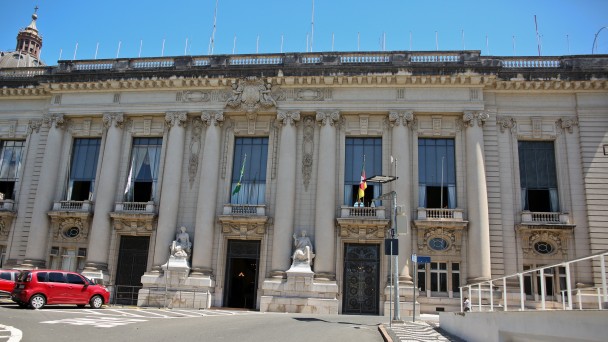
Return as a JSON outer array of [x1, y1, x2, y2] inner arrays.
[[259, 264, 338, 314]]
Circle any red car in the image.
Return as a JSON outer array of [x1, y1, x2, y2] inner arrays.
[[0, 270, 20, 297], [11, 270, 110, 309]]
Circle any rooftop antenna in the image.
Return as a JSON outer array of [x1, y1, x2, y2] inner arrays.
[[534, 15, 542, 56], [138, 39, 143, 58], [209, 0, 219, 55], [409, 31, 412, 51], [94, 42, 99, 59], [310, 0, 315, 52], [461, 29, 465, 50], [512, 36, 516, 56], [383, 32, 386, 51], [233, 34, 237, 54], [566, 34, 570, 54], [592, 27, 608, 54], [357, 32, 360, 51], [435, 31, 439, 51], [256, 35, 260, 53], [281, 34, 284, 53], [73, 42, 78, 60], [116, 41, 121, 58], [486, 35, 490, 55], [161, 38, 165, 57], [58, 48, 62, 61], [184, 38, 188, 55], [332, 32, 335, 51]]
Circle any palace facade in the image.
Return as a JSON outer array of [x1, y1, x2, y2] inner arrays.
[[1, 11, 607, 315]]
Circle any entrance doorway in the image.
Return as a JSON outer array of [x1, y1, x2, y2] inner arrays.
[[224, 240, 260, 309], [115, 236, 149, 305], [342, 243, 380, 315]]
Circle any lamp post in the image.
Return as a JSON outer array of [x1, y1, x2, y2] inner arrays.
[[368, 175, 400, 322]]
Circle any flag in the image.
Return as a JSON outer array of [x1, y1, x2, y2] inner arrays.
[[358, 162, 367, 200], [232, 154, 246, 195]]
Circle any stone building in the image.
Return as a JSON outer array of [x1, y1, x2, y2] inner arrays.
[[1, 10, 607, 315]]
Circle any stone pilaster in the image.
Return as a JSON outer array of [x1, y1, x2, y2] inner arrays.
[[151, 111, 187, 269], [22, 114, 66, 268], [389, 110, 414, 284], [463, 111, 492, 282], [84, 113, 124, 274], [314, 111, 339, 280], [269, 111, 300, 277], [191, 111, 224, 275]]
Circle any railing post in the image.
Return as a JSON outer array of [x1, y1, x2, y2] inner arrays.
[[477, 283, 482, 311], [601, 254, 607, 306], [519, 273, 525, 311], [489, 281, 494, 311], [562, 291, 566, 310], [540, 268, 546, 310], [578, 290, 582, 310], [598, 288, 602, 310], [460, 287, 463, 312], [503, 277, 508, 311], [565, 263, 573, 310]]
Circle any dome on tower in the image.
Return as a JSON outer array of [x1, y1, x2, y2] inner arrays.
[[0, 7, 46, 68]]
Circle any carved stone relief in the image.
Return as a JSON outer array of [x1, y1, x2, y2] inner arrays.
[[556, 117, 579, 134], [102, 112, 124, 130], [112, 216, 156, 234], [302, 116, 315, 191], [416, 227, 464, 253], [165, 111, 188, 129], [462, 111, 489, 128], [189, 118, 203, 187], [518, 226, 572, 258], [496, 116, 517, 134], [50, 217, 90, 242], [226, 78, 277, 113]]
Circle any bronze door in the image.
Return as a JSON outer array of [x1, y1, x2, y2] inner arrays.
[[342, 243, 380, 315]]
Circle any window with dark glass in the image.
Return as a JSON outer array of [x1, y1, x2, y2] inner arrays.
[[417, 263, 426, 291], [451, 263, 460, 294], [230, 137, 268, 205], [124, 137, 162, 202], [518, 141, 559, 212], [418, 138, 456, 208], [344, 138, 382, 207], [67, 138, 101, 201], [430, 262, 448, 292], [0, 140, 25, 200]]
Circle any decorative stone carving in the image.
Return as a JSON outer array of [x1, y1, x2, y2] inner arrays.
[[302, 116, 315, 191], [165, 111, 188, 128], [290, 231, 315, 270], [388, 110, 414, 127], [277, 111, 301, 126], [226, 78, 277, 113], [517, 225, 574, 258], [28, 119, 42, 134], [221, 222, 267, 239], [189, 118, 203, 187], [102, 112, 124, 129], [295, 88, 325, 101], [201, 111, 224, 127], [179, 90, 211, 102], [50, 217, 90, 242], [416, 227, 463, 253], [496, 116, 516, 133], [42, 113, 65, 129], [556, 117, 578, 134], [462, 111, 489, 128], [162, 226, 191, 277], [316, 111, 340, 126], [170, 226, 192, 258]]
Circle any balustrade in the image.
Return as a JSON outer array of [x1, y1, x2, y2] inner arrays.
[[52, 200, 92, 211]]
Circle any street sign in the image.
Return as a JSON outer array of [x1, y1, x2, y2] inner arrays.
[[384, 239, 398, 255], [411, 254, 431, 263]]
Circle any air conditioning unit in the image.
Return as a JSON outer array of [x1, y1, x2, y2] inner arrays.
[[78, 248, 87, 257], [50, 246, 60, 256]]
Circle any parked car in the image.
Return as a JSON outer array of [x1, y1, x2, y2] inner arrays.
[[0, 270, 20, 297], [11, 270, 110, 309]]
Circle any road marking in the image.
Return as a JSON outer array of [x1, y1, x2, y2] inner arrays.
[[0, 324, 23, 342], [41, 317, 147, 328]]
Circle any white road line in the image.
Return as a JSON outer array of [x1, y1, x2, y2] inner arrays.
[[102, 309, 147, 317], [160, 309, 203, 317], [0, 324, 23, 342]]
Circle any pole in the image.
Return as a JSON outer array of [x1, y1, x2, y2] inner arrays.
[[413, 259, 417, 322], [393, 192, 400, 321], [389, 242, 392, 328]]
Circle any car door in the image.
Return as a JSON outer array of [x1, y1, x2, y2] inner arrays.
[[46, 272, 68, 303], [65, 273, 88, 303]]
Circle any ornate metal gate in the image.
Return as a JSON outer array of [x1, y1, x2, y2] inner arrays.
[[342, 243, 380, 315], [115, 236, 149, 305]]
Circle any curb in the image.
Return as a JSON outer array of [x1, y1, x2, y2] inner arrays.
[[378, 324, 393, 342]]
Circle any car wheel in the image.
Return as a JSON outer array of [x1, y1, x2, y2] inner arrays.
[[89, 295, 103, 309], [29, 294, 46, 310]]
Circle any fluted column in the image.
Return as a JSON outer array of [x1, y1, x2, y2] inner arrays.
[[463, 111, 492, 282], [191, 111, 224, 275], [314, 111, 339, 280], [23, 114, 66, 268], [270, 111, 300, 277], [389, 110, 414, 284], [85, 113, 124, 272], [152, 111, 187, 269]]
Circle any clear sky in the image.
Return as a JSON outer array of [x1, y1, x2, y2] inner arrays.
[[1, 0, 607, 65]]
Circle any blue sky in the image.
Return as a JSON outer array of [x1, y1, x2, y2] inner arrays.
[[1, 0, 607, 65]]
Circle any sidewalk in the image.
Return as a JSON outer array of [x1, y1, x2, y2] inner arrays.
[[379, 315, 466, 342]]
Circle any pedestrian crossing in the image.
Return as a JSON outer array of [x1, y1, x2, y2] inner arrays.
[[39, 308, 261, 328], [388, 321, 465, 342]]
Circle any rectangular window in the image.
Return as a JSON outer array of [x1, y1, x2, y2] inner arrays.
[[430, 262, 448, 293], [523, 265, 533, 297], [451, 263, 460, 294], [67, 138, 101, 201], [0, 140, 25, 200], [230, 137, 269, 205], [518, 141, 559, 212], [344, 138, 382, 207], [124, 137, 162, 202], [418, 138, 456, 208], [0, 245, 6, 268], [417, 263, 426, 292]]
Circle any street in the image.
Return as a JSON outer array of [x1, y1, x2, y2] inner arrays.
[[0, 301, 386, 342]]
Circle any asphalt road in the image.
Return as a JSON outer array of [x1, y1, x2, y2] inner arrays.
[[0, 302, 387, 342]]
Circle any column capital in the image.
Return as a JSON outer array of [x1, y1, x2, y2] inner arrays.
[[556, 117, 578, 134], [277, 111, 301, 126], [42, 113, 65, 129], [27, 119, 42, 134], [165, 111, 188, 128], [388, 110, 414, 127], [201, 110, 224, 127], [315, 111, 340, 126], [496, 116, 517, 133], [463, 111, 489, 128], [102, 112, 124, 129]]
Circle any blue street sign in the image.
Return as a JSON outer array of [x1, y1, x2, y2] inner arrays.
[[417, 256, 431, 264]]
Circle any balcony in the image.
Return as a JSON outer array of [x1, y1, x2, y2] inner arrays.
[[109, 201, 157, 234], [114, 201, 156, 213], [0, 199, 17, 241], [340, 205, 387, 219], [336, 206, 390, 242], [219, 204, 269, 239], [0, 199, 15, 211], [417, 208, 464, 220], [52, 200, 93, 212], [521, 211, 570, 225]]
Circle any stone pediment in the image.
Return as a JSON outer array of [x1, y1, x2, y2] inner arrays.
[[225, 77, 276, 114]]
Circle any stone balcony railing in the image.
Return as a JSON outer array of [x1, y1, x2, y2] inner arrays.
[[521, 211, 570, 224], [339, 206, 387, 219], [222, 204, 266, 216], [114, 201, 156, 213], [417, 208, 464, 220], [52, 200, 93, 212], [0, 199, 15, 211]]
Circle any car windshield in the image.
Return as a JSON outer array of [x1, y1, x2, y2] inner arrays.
[[16, 271, 29, 282]]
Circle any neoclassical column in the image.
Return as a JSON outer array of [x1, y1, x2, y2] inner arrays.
[[22, 114, 66, 268], [84, 113, 124, 272], [152, 111, 187, 269], [314, 111, 340, 280], [191, 111, 224, 275], [463, 111, 492, 282], [389, 110, 414, 284], [270, 110, 300, 277]]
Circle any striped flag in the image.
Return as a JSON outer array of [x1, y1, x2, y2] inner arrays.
[[232, 154, 246, 195], [358, 162, 367, 200]]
